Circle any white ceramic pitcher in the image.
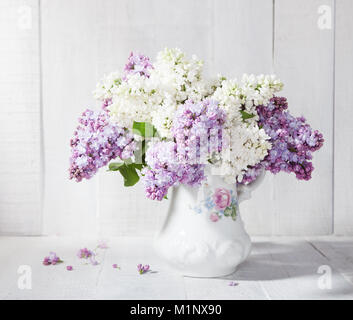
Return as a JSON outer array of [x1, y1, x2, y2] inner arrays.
[[154, 168, 265, 277]]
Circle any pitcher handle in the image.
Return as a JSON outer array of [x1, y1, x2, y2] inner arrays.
[[237, 170, 265, 204]]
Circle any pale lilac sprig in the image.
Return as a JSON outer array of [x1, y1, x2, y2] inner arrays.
[[124, 52, 153, 79], [42, 252, 63, 266], [69, 109, 135, 182], [137, 264, 150, 274]]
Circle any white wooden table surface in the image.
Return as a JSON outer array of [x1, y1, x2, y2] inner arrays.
[[0, 236, 352, 300]]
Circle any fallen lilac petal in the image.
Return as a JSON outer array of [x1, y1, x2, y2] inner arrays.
[[97, 240, 109, 249], [66, 266, 73, 271], [89, 255, 99, 266], [228, 281, 239, 286]]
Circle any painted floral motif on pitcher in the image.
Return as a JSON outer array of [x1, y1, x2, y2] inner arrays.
[[191, 185, 238, 222]]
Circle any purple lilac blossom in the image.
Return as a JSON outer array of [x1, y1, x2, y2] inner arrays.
[[142, 141, 205, 201], [172, 99, 226, 164], [241, 96, 324, 184], [69, 109, 135, 182], [123, 52, 153, 79]]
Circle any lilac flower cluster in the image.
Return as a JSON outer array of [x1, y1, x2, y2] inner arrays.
[[142, 141, 205, 200], [124, 52, 153, 79], [43, 252, 62, 266], [137, 264, 150, 274], [69, 109, 135, 182], [172, 99, 226, 164], [242, 96, 324, 183]]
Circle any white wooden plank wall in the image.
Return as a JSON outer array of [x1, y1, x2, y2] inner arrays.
[[334, 0, 353, 235], [0, 0, 42, 235], [41, 0, 100, 235], [1, 0, 352, 236], [272, 0, 334, 235], [213, 0, 278, 235]]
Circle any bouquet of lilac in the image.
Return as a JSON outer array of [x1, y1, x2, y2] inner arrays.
[[69, 48, 323, 201]]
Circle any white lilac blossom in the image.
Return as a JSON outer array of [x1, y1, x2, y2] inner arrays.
[[150, 49, 217, 138], [211, 74, 283, 128], [150, 48, 207, 103], [107, 73, 162, 128], [207, 74, 284, 183], [150, 93, 176, 139], [97, 48, 213, 136], [93, 71, 122, 102], [219, 123, 271, 183]]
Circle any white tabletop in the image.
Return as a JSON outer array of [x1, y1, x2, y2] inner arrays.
[[0, 236, 352, 300]]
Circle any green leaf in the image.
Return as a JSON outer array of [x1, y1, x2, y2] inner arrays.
[[132, 121, 158, 138], [131, 163, 143, 171], [108, 162, 124, 171], [118, 163, 140, 187], [231, 205, 237, 221], [223, 207, 232, 217], [240, 111, 255, 121]]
